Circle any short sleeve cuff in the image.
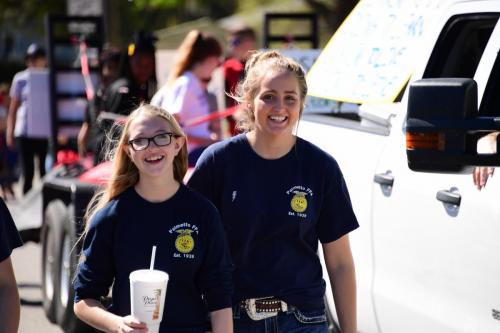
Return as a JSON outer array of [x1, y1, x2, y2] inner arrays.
[[319, 221, 359, 244], [205, 292, 233, 312]]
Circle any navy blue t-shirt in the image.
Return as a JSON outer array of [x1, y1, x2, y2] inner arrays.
[[188, 134, 359, 311], [0, 198, 23, 263], [74, 184, 233, 333]]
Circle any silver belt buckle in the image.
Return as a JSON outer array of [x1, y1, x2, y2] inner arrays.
[[244, 297, 288, 321]]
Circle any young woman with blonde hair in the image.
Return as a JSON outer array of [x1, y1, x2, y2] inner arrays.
[[73, 104, 233, 333], [188, 51, 358, 333], [151, 30, 223, 166]]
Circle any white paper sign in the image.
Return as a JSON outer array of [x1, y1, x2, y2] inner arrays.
[[307, 0, 444, 104], [280, 49, 339, 113], [67, 0, 103, 16]]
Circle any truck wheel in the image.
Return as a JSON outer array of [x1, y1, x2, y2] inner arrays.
[[41, 201, 65, 323], [55, 205, 94, 333]]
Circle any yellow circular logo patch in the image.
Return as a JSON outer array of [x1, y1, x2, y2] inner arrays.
[[175, 229, 195, 253], [290, 192, 308, 213]]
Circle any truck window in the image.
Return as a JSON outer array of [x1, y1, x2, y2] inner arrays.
[[479, 50, 500, 116], [423, 14, 498, 78]]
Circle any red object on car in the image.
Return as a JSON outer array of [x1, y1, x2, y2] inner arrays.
[[56, 150, 80, 165], [78, 161, 112, 186], [79, 161, 194, 186]]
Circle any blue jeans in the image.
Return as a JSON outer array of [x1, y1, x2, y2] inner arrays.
[[233, 304, 329, 333]]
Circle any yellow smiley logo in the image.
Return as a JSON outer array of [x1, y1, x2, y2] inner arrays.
[[175, 229, 195, 253], [291, 191, 308, 213]]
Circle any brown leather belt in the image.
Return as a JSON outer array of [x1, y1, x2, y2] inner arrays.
[[241, 297, 288, 320]]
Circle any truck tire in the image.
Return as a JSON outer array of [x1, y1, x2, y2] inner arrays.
[[55, 204, 94, 333], [41, 200, 65, 323]]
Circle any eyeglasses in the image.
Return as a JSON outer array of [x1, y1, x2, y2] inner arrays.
[[128, 132, 178, 151]]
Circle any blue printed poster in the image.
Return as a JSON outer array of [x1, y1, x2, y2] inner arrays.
[[307, 0, 443, 104]]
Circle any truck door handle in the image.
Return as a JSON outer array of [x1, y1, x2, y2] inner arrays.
[[436, 190, 461, 206], [373, 172, 394, 186]]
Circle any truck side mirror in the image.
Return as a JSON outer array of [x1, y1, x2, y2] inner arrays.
[[405, 78, 500, 173]]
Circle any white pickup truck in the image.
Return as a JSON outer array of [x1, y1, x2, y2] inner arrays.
[[299, 1, 500, 332]]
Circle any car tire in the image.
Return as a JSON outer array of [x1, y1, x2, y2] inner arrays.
[[55, 204, 94, 333], [41, 200, 65, 323]]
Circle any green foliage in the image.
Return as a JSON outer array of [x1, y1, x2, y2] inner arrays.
[[109, 0, 238, 43], [108, 0, 186, 44], [0, 0, 357, 48], [198, 0, 238, 19], [134, 0, 179, 7], [128, 0, 237, 18], [0, 0, 64, 25], [236, 0, 279, 12]]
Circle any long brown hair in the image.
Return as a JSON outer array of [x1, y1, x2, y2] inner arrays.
[[84, 104, 188, 229], [232, 50, 308, 132], [167, 30, 222, 85]]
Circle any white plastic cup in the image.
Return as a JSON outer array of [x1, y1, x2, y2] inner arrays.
[[129, 269, 169, 333]]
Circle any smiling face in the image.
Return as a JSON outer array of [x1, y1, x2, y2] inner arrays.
[[252, 70, 302, 141], [126, 114, 184, 181]]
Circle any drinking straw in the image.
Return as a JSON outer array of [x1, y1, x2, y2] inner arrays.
[[150, 246, 157, 270]]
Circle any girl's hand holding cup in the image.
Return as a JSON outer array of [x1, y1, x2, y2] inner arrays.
[[116, 315, 148, 333]]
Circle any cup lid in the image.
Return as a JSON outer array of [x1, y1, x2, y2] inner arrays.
[[129, 269, 169, 282]]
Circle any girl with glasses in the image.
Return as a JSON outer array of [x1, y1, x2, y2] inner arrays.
[[73, 104, 233, 333]]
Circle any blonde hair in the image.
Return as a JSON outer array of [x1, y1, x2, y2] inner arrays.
[[84, 104, 188, 228], [233, 50, 308, 132], [168, 30, 222, 85]]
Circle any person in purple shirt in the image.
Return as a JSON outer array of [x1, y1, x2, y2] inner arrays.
[[7, 43, 49, 194]]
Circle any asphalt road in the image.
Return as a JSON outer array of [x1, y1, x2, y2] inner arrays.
[[12, 242, 63, 333]]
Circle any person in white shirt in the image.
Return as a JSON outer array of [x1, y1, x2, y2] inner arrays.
[[151, 30, 223, 166]]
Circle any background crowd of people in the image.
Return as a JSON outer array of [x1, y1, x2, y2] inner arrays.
[[0, 25, 363, 333], [0, 25, 258, 200]]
